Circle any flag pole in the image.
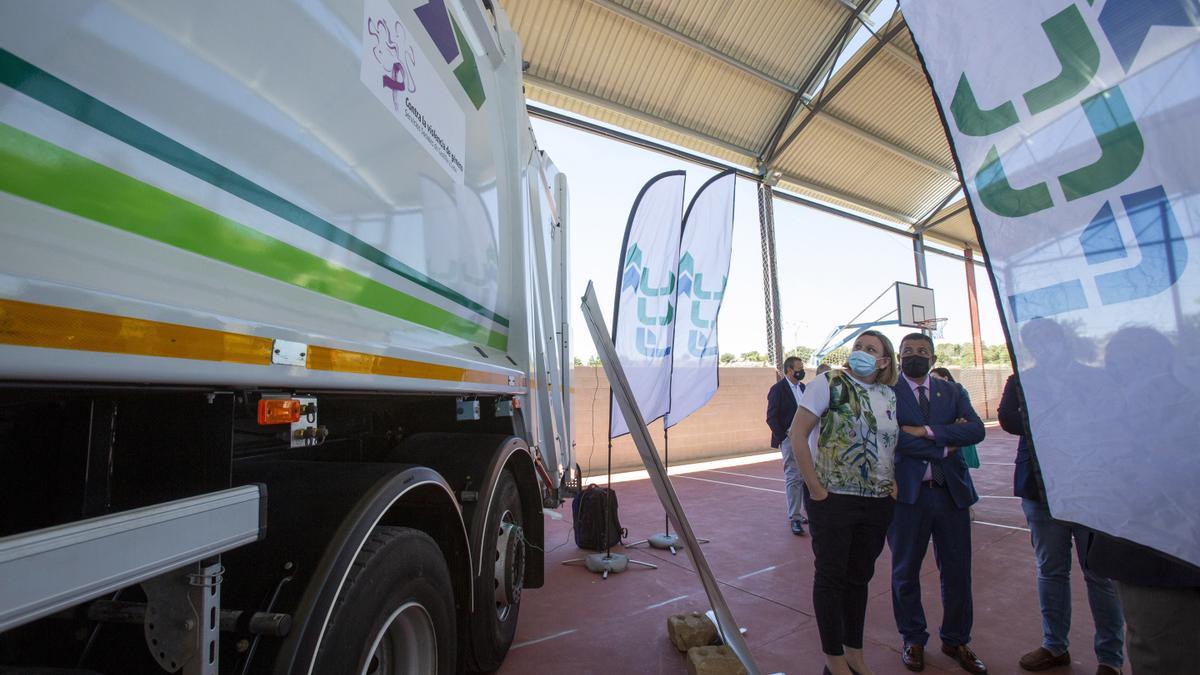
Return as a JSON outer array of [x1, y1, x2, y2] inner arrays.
[[632, 171, 737, 556], [564, 171, 689, 578]]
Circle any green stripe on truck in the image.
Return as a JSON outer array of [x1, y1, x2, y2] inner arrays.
[[0, 122, 508, 351], [0, 48, 509, 329]]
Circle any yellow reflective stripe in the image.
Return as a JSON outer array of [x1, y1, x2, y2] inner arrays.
[[0, 298, 272, 364], [307, 346, 518, 387], [0, 299, 525, 388]]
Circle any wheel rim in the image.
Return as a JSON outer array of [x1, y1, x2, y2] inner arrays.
[[361, 601, 437, 675], [493, 509, 524, 622]]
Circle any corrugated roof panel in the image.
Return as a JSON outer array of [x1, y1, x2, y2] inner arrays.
[[501, 0, 979, 248], [512, 0, 789, 155], [780, 182, 913, 227], [823, 51, 954, 169], [525, 84, 757, 166], [894, 24, 922, 62], [776, 117, 956, 222], [618, 0, 854, 90], [923, 200, 981, 251], [554, 5, 699, 121], [666, 57, 790, 152], [505, 0, 581, 83]]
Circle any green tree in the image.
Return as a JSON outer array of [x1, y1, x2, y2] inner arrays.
[[586, 356, 601, 367], [572, 356, 583, 367], [739, 351, 767, 363], [937, 342, 968, 366], [720, 353, 735, 364], [824, 347, 850, 366], [983, 343, 1011, 365], [785, 345, 814, 363]]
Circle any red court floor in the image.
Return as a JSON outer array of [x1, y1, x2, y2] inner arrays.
[[499, 425, 1114, 675]]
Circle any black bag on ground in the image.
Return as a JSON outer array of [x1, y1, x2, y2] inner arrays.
[[572, 484, 626, 550]]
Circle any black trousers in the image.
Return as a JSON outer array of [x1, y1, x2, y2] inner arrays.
[[805, 487, 896, 656]]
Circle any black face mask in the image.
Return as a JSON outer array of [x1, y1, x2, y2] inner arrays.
[[902, 355, 931, 379], [793, 370, 805, 382]]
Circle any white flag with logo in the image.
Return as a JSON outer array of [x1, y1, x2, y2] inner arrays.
[[902, 0, 1200, 565], [667, 170, 736, 428], [610, 171, 686, 438]]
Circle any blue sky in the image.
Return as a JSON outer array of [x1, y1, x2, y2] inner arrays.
[[530, 118, 1007, 361]]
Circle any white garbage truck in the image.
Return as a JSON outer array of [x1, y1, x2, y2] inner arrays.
[[0, 1, 575, 673]]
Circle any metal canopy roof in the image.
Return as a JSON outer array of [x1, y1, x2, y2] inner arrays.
[[500, 0, 978, 251]]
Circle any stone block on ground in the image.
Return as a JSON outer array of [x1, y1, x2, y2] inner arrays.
[[667, 612, 718, 652], [686, 645, 747, 675]]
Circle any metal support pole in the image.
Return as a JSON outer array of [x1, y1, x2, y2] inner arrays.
[[964, 248, 984, 367], [913, 234, 930, 336], [186, 562, 222, 675], [758, 183, 785, 376], [913, 234, 929, 288]]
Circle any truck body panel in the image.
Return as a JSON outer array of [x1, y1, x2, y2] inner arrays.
[[0, 1, 572, 671]]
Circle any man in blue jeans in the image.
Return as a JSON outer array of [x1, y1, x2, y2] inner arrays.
[[998, 375, 1123, 674]]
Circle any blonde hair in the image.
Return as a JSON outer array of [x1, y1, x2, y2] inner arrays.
[[858, 329, 898, 386]]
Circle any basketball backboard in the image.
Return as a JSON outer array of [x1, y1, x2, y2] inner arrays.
[[895, 282, 936, 329]]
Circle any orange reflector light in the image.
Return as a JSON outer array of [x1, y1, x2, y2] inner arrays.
[[258, 399, 301, 425]]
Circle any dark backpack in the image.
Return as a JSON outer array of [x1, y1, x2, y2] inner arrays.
[[571, 485, 626, 550]]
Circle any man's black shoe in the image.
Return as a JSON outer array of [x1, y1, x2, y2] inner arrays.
[[902, 643, 925, 672], [790, 519, 806, 536]]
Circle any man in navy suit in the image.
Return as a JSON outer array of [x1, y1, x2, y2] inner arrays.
[[766, 356, 807, 536], [889, 334, 987, 673]]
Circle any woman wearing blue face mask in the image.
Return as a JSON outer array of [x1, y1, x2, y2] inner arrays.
[[788, 330, 899, 675]]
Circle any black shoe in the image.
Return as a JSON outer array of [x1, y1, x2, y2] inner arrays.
[[822, 666, 864, 675], [902, 643, 925, 672], [791, 519, 806, 536], [942, 643, 987, 674]]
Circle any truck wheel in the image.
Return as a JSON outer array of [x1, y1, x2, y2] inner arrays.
[[466, 469, 525, 671], [314, 526, 456, 674]]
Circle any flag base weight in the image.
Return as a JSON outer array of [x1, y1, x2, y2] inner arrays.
[[629, 532, 711, 556], [562, 552, 657, 579]]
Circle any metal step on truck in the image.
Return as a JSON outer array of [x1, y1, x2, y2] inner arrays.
[[0, 1, 575, 673]]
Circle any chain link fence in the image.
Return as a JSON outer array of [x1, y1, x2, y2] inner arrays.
[[944, 364, 1012, 421]]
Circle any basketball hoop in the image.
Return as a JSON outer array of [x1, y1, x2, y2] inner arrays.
[[915, 317, 948, 339]]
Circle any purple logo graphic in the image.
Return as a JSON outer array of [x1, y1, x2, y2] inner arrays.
[[368, 17, 417, 110], [414, 0, 459, 63]]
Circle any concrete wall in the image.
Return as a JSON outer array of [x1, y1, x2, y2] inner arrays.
[[572, 366, 777, 476], [570, 365, 1011, 477]]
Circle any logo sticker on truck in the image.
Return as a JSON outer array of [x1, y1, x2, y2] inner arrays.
[[361, 0, 466, 184]]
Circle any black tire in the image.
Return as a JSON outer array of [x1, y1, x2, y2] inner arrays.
[[313, 526, 456, 675], [465, 470, 525, 671]]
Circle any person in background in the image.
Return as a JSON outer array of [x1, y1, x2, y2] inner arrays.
[[930, 367, 954, 382], [767, 356, 808, 535], [889, 334, 987, 674], [1086, 327, 1200, 674], [817, 363, 832, 376], [788, 330, 899, 675], [998, 374, 1124, 675]]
